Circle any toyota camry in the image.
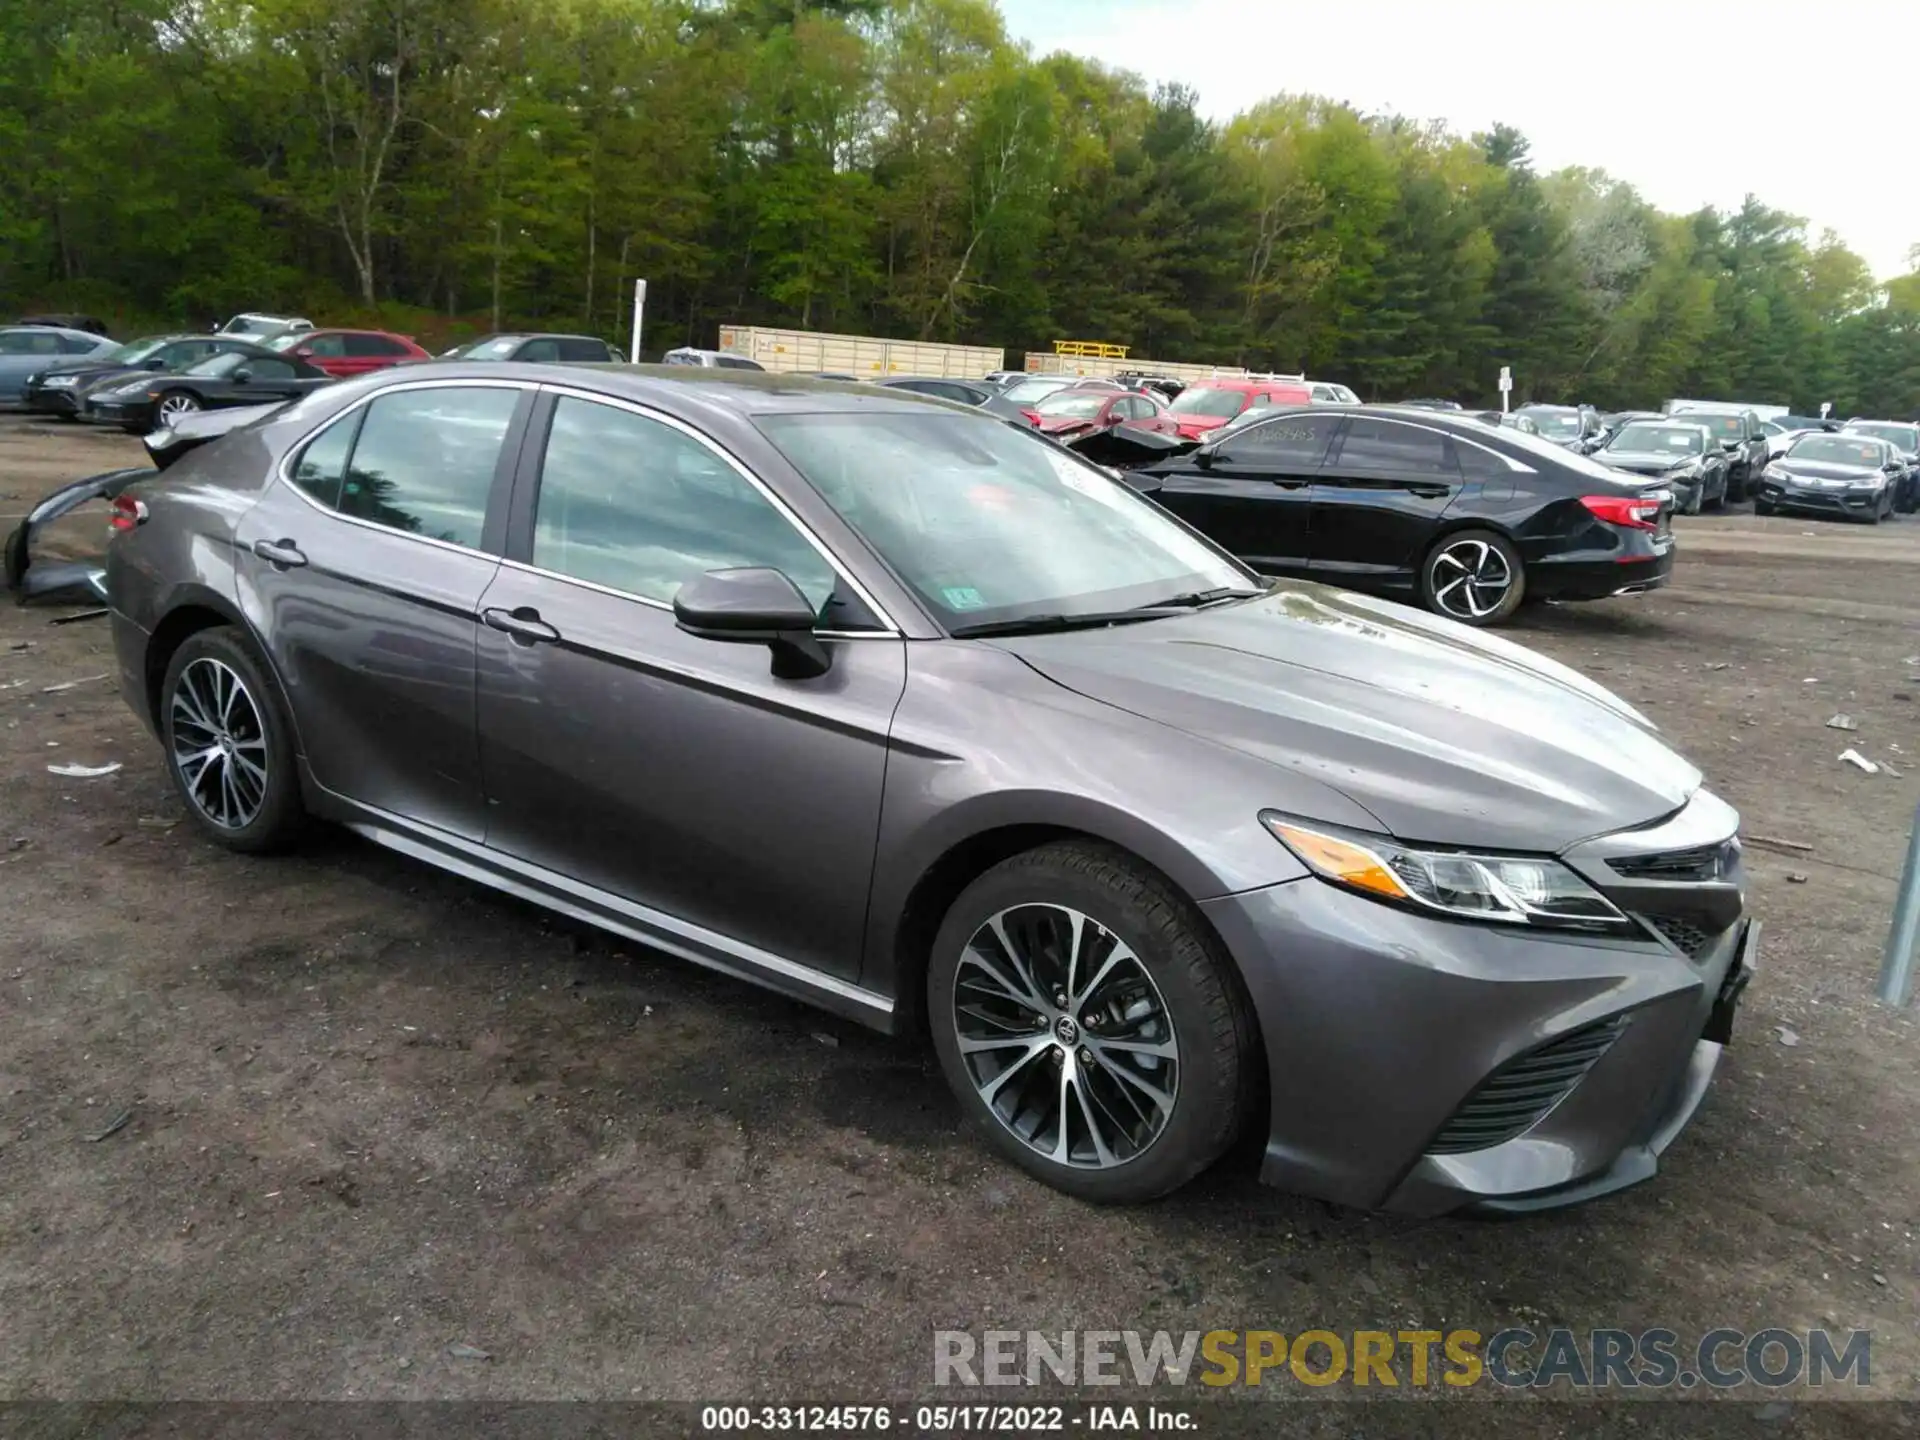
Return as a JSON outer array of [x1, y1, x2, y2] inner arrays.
[[101, 366, 1755, 1214]]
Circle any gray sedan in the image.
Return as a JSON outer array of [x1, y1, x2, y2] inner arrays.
[[0, 325, 117, 402], [100, 366, 1755, 1213]]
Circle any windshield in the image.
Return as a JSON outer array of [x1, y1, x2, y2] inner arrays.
[[1845, 422, 1918, 453], [99, 337, 168, 365], [264, 332, 305, 352], [758, 411, 1251, 630], [1168, 386, 1247, 418], [1790, 436, 1887, 466], [1672, 412, 1747, 440], [224, 316, 284, 334], [1001, 377, 1071, 405], [1517, 407, 1582, 439], [1034, 392, 1109, 419], [1606, 424, 1705, 457]]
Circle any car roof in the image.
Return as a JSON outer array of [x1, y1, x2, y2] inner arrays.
[[1, 325, 107, 341], [1192, 377, 1310, 392]]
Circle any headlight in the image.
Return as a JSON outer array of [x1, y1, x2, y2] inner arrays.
[[1260, 814, 1631, 932], [44, 374, 74, 388], [1665, 460, 1701, 478], [1762, 464, 1789, 481]]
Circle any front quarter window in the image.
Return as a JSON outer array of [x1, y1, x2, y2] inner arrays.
[[758, 411, 1251, 631]]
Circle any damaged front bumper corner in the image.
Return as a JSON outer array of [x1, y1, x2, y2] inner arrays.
[[4, 466, 155, 605]]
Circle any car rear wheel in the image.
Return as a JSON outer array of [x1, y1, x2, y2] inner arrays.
[[927, 842, 1254, 1204], [1420, 529, 1525, 626], [155, 391, 201, 426], [160, 626, 304, 853]]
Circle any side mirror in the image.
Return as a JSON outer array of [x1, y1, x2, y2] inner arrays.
[[673, 567, 829, 679], [142, 357, 166, 370], [233, 368, 253, 384]]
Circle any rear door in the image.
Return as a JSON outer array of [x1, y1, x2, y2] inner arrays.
[[342, 333, 409, 374], [1146, 411, 1342, 574], [232, 380, 532, 839], [1309, 415, 1465, 585]]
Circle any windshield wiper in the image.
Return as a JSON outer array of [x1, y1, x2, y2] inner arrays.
[[1136, 585, 1267, 610], [948, 610, 1185, 639]]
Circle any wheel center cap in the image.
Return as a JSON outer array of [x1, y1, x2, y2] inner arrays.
[[218, 735, 235, 756], [1053, 1015, 1079, 1046]]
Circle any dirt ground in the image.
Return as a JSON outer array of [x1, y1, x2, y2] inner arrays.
[[2, 416, 1918, 1433]]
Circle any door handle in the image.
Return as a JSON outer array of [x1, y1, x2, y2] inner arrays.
[[1406, 486, 1451, 499], [482, 606, 560, 645], [1271, 480, 1308, 490], [251, 538, 307, 568]]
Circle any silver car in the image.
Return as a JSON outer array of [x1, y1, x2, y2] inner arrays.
[[101, 366, 1756, 1213], [0, 325, 117, 402]]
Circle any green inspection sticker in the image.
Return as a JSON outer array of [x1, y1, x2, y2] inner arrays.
[[942, 586, 987, 611]]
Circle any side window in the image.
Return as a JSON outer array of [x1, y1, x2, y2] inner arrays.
[[1333, 418, 1459, 476], [1217, 413, 1341, 466], [247, 358, 296, 380], [340, 387, 519, 547], [289, 411, 362, 510], [63, 335, 103, 354], [344, 333, 403, 357], [531, 396, 835, 610], [556, 338, 612, 362], [305, 333, 347, 357], [516, 338, 560, 363], [716, 355, 759, 370], [1455, 439, 1511, 481]]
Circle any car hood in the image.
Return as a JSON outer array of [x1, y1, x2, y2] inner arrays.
[[1596, 452, 1695, 476], [33, 359, 127, 382], [1774, 460, 1880, 482], [1035, 415, 1100, 435], [993, 583, 1699, 851], [1169, 413, 1232, 435]]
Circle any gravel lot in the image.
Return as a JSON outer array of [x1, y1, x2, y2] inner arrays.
[[2, 417, 1918, 1434]]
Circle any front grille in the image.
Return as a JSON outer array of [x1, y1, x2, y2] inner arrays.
[[1641, 913, 1720, 959], [1609, 841, 1737, 884], [1426, 1017, 1628, 1155]]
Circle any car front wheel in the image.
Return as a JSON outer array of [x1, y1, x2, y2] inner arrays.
[[1420, 529, 1525, 626], [155, 391, 201, 426], [927, 842, 1254, 1204]]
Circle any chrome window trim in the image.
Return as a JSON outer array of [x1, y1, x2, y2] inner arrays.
[[532, 382, 903, 636], [273, 376, 533, 560]]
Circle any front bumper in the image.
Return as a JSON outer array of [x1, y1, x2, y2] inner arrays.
[[25, 388, 82, 415], [1201, 828, 1748, 1216], [84, 398, 158, 430], [1756, 481, 1885, 519]]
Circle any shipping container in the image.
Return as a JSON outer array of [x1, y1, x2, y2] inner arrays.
[[717, 326, 1002, 378], [1022, 353, 1252, 384]]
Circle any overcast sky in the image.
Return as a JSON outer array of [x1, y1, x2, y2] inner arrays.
[[998, 0, 1917, 282]]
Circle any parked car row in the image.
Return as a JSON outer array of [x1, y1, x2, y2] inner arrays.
[[2, 311, 622, 429]]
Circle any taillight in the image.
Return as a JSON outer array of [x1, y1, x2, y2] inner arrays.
[[1580, 494, 1660, 531], [110, 494, 147, 532]]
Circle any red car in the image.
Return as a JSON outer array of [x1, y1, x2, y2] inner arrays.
[[1163, 378, 1314, 440], [1028, 385, 1177, 438], [266, 328, 429, 377]]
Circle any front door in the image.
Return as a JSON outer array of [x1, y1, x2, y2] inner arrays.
[[1309, 415, 1464, 588], [1146, 411, 1343, 574], [474, 391, 905, 982], [232, 381, 531, 839]]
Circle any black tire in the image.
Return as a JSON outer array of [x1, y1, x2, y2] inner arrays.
[[1419, 528, 1526, 626], [1707, 470, 1728, 511], [927, 841, 1255, 1204], [159, 625, 305, 853], [1682, 484, 1703, 516]]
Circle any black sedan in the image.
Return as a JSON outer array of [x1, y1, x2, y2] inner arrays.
[[1841, 420, 1920, 513], [1121, 405, 1673, 625], [24, 333, 252, 418], [443, 333, 617, 362], [1668, 409, 1768, 501], [1754, 433, 1904, 523], [1591, 419, 1728, 513], [82, 346, 333, 431]]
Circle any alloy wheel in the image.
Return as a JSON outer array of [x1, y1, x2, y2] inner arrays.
[[1429, 538, 1515, 621], [156, 393, 200, 425], [169, 657, 269, 829], [952, 904, 1179, 1170]]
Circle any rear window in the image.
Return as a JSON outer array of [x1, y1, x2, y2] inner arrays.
[[344, 333, 407, 357], [556, 338, 613, 362], [1168, 386, 1248, 418]]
